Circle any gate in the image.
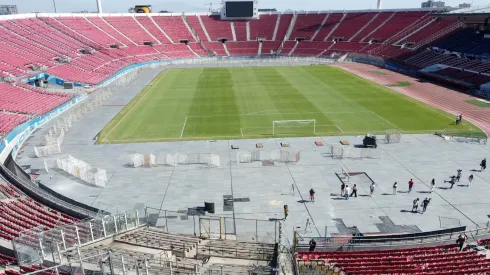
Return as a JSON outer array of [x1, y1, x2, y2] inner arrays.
[[199, 217, 226, 239]]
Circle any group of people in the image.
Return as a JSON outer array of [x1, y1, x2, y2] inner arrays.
[[339, 183, 360, 199], [412, 197, 431, 213]]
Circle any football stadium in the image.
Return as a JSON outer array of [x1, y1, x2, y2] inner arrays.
[[0, 0, 490, 274]]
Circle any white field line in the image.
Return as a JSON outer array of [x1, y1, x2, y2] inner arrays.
[[103, 70, 168, 142], [369, 111, 400, 130], [187, 111, 372, 118], [180, 116, 188, 138], [335, 125, 344, 133]]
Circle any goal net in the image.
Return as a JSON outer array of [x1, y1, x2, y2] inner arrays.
[[272, 120, 316, 136], [385, 129, 401, 144]]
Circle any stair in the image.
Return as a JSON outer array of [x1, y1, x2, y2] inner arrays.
[[393, 18, 437, 45], [284, 13, 298, 41], [149, 16, 174, 43], [84, 17, 127, 46], [324, 13, 347, 41], [413, 21, 464, 50], [361, 12, 396, 43], [100, 17, 138, 46], [272, 15, 281, 41], [42, 17, 101, 48], [187, 44, 200, 57], [246, 21, 251, 41], [181, 14, 198, 42], [230, 21, 237, 41], [310, 13, 330, 41], [317, 49, 328, 57], [197, 15, 212, 42], [223, 43, 230, 56], [349, 13, 380, 42], [288, 41, 299, 56], [133, 17, 161, 44], [385, 13, 434, 45]]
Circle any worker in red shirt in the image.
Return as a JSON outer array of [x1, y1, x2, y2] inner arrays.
[[408, 179, 414, 194]]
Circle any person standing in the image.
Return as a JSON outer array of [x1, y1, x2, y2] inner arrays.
[[341, 183, 345, 196], [456, 169, 462, 182], [283, 205, 288, 220], [370, 183, 375, 197], [412, 198, 419, 213], [481, 158, 487, 171], [430, 179, 436, 193], [351, 184, 358, 198], [456, 234, 467, 252], [468, 174, 474, 187], [344, 185, 351, 200], [408, 179, 414, 193], [393, 182, 398, 195], [309, 189, 315, 202], [309, 239, 317, 252], [422, 198, 431, 213]]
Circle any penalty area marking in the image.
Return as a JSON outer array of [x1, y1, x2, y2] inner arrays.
[[180, 117, 188, 138], [102, 70, 168, 142], [369, 111, 400, 130]]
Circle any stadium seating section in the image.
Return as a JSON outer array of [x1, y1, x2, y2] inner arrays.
[[0, 179, 79, 241], [296, 244, 490, 274]]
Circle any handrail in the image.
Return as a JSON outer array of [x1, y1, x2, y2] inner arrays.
[[296, 226, 490, 249]]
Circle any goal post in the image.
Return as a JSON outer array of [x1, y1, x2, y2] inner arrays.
[[272, 119, 316, 136]]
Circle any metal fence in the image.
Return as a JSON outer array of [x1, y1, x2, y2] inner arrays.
[[144, 207, 280, 244], [13, 209, 144, 267]]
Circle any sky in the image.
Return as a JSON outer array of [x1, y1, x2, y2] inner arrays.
[[7, 0, 489, 14]]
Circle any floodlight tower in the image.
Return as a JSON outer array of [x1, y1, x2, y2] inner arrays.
[[377, 0, 382, 9], [96, 0, 103, 13]]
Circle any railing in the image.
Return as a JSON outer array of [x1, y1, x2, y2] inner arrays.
[[12, 209, 145, 266], [295, 225, 490, 251]]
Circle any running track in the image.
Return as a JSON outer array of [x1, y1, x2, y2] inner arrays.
[[334, 63, 490, 137]]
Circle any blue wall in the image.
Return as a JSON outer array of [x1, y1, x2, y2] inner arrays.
[[0, 95, 87, 159]]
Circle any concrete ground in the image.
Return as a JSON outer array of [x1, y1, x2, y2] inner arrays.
[[15, 68, 490, 244]]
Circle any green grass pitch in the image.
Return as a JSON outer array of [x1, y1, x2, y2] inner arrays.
[[98, 66, 484, 143]]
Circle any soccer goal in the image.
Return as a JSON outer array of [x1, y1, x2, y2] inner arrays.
[[385, 129, 402, 144], [272, 120, 316, 136]]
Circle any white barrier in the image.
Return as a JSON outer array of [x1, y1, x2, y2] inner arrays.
[[328, 145, 381, 159], [44, 155, 108, 187], [129, 153, 220, 168], [237, 150, 300, 165]]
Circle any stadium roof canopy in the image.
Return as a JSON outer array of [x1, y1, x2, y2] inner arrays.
[[434, 4, 490, 23], [448, 4, 490, 14]]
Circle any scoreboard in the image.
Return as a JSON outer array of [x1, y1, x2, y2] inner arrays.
[[221, 0, 258, 20]]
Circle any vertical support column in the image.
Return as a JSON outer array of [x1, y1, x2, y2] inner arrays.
[[113, 216, 118, 234], [60, 229, 67, 250], [121, 255, 126, 275], [256, 220, 258, 242], [75, 225, 81, 246], [136, 210, 140, 227], [39, 239, 46, 259], [220, 217, 225, 240], [89, 223, 94, 241], [124, 213, 129, 230], [102, 220, 107, 237], [96, 0, 103, 13], [144, 259, 149, 275], [56, 243, 62, 262]]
